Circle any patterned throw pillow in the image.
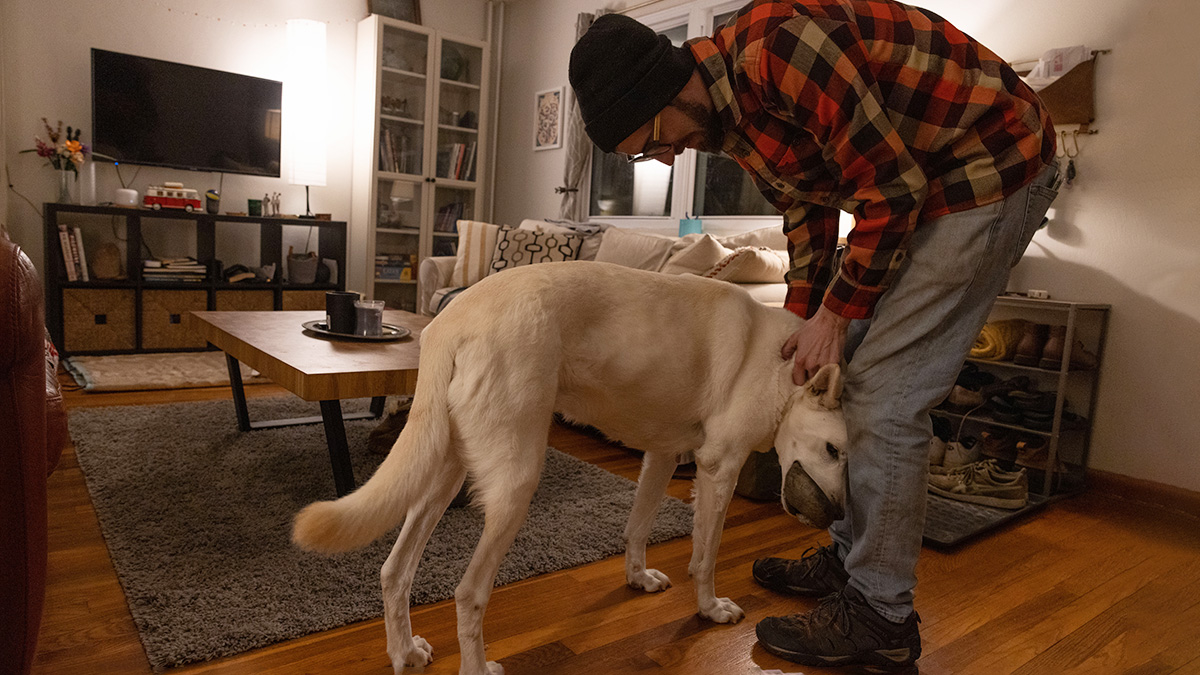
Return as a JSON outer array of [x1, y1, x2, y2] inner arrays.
[[489, 226, 582, 274]]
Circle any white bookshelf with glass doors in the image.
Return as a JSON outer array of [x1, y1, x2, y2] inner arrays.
[[352, 14, 490, 311]]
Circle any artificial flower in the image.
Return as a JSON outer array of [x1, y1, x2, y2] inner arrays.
[[22, 117, 90, 174]]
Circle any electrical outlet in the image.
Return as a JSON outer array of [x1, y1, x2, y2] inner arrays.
[[1027, 289, 1050, 299]]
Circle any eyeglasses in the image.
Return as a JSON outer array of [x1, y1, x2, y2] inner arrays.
[[621, 113, 673, 163]]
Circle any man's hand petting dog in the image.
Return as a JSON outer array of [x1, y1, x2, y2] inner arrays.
[[783, 305, 850, 384]]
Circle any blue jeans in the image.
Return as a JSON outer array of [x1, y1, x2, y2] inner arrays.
[[829, 163, 1060, 621]]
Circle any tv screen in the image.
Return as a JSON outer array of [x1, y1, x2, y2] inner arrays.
[[91, 49, 282, 177]]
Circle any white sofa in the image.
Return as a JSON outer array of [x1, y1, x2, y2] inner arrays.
[[417, 219, 791, 316]]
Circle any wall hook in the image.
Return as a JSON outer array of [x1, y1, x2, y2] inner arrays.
[[1070, 129, 1098, 159], [1064, 130, 1080, 158]]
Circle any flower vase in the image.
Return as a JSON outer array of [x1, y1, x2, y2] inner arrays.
[[57, 170, 77, 204]]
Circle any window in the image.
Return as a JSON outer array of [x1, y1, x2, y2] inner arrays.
[[586, 2, 777, 231], [588, 23, 687, 219]]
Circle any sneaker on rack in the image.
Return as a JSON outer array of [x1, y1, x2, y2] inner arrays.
[[755, 585, 922, 669], [930, 458, 1024, 481], [940, 436, 980, 470], [929, 433, 948, 467], [926, 456, 1022, 478], [928, 460, 1029, 509], [752, 544, 850, 597]]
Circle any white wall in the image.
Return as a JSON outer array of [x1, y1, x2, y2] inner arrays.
[[493, 0, 1200, 493], [492, 0, 588, 227], [1, 0, 487, 294]]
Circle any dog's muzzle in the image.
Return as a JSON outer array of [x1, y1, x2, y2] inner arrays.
[[782, 461, 843, 529]]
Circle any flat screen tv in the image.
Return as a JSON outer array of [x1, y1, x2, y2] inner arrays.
[[91, 48, 282, 177]]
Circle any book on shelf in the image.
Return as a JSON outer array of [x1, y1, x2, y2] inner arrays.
[[73, 226, 90, 282], [142, 256, 207, 282], [374, 253, 416, 281], [432, 239, 458, 257], [65, 227, 84, 282], [436, 142, 477, 181], [57, 225, 78, 282], [380, 127, 419, 174], [433, 202, 466, 233]]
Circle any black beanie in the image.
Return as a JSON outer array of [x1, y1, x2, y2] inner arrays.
[[568, 14, 696, 153]]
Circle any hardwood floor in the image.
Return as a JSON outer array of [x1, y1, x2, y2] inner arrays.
[[33, 379, 1200, 674]]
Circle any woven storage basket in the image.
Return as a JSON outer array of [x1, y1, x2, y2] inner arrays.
[[215, 289, 275, 311], [281, 290, 328, 311], [62, 289, 136, 352], [141, 289, 209, 350]]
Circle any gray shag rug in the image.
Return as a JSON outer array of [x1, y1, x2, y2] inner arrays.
[[68, 396, 694, 671]]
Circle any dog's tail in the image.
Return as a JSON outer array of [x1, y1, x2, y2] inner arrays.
[[291, 328, 456, 554]]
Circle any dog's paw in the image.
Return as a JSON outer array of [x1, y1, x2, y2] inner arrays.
[[698, 597, 745, 624], [394, 635, 433, 669], [485, 661, 505, 674], [627, 568, 672, 592]]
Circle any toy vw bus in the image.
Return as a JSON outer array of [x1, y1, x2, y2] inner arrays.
[[143, 182, 203, 212]]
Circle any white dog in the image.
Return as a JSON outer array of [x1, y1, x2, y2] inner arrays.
[[293, 261, 848, 675]]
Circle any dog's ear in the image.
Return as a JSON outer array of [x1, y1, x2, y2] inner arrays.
[[804, 363, 843, 410]]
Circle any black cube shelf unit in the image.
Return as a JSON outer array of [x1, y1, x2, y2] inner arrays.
[[43, 203, 348, 356]]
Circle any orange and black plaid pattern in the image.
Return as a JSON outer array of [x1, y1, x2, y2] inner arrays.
[[688, 0, 1055, 320]]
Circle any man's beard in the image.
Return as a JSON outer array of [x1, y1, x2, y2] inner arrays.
[[672, 100, 725, 153]]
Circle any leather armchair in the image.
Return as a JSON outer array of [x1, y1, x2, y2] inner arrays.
[[1, 228, 69, 674]]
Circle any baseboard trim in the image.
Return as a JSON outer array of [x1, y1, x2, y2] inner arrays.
[[1088, 469, 1200, 521]]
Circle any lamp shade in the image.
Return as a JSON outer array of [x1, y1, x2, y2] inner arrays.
[[284, 19, 328, 187], [390, 181, 415, 201]]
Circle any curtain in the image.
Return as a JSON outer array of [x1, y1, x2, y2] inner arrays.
[[557, 12, 596, 222]]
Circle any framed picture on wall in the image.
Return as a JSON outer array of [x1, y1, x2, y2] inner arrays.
[[369, 0, 421, 24], [533, 87, 564, 151]]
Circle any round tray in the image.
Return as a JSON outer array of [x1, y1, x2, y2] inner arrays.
[[301, 320, 411, 342]]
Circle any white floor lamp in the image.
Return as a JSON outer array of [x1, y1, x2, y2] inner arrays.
[[284, 19, 328, 218]]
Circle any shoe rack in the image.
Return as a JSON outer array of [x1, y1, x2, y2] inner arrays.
[[925, 294, 1110, 546]]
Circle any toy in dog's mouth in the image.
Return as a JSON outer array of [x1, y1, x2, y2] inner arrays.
[[782, 461, 844, 529]]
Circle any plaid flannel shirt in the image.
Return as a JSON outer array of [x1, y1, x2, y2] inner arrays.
[[688, 0, 1056, 320]]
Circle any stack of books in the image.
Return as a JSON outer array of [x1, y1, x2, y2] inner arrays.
[[143, 257, 207, 283], [436, 142, 477, 181], [57, 224, 90, 282], [375, 254, 416, 281]]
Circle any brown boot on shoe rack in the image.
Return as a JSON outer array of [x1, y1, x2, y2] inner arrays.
[[1015, 436, 1066, 473], [1013, 323, 1050, 366], [980, 428, 1018, 463], [1038, 325, 1067, 369], [1037, 325, 1100, 371]]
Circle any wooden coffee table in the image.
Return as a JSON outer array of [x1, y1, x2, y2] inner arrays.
[[188, 309, 430, 496]]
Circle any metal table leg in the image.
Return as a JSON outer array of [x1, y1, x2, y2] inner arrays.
[[320, 399, 356, 497], [221, 351, 389, 496], [225, 352, 251, 432]]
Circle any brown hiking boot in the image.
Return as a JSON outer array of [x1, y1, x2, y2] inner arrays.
[[753, 544, 849, 597], [756, 585, 922, 669], [1014, 323, 1049, 366]]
